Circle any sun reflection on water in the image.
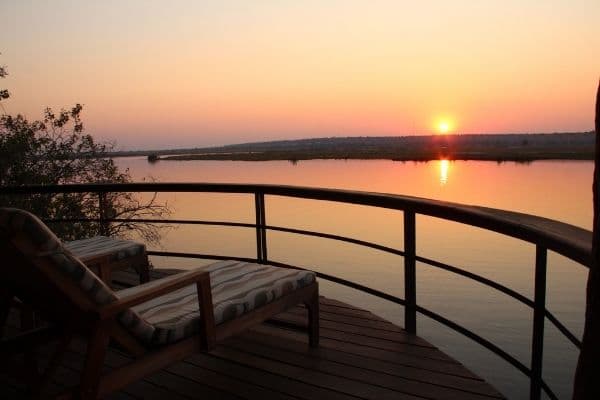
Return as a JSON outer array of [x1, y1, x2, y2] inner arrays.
[[439, 159, 449, 185]]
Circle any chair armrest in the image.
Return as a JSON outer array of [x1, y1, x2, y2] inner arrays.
[[98, 269, 211, 320]]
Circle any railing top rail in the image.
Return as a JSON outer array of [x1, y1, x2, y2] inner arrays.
[[1, 182, 592, 267]]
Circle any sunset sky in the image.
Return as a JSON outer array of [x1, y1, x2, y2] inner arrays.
[[1, 1, 599, 149]]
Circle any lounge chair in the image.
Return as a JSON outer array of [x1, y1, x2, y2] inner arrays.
[[0, 207, 319, 399]]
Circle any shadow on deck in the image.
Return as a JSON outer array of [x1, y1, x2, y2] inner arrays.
[[1, 268, 504, 400]]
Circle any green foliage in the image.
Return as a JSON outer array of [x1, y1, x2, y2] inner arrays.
[[0, 59, 169, 243]]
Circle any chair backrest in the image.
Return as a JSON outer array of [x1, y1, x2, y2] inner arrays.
[[0, 208, 119, 324]]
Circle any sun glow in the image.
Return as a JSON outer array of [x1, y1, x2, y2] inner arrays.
[[436, 120, 453, 134], [439, 122, 450, 133]]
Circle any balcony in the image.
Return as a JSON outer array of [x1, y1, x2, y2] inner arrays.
[[0, 183, 591, 399]]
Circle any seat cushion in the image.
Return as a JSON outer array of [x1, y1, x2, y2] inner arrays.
[[117, 260, 316, 346], [65, 236, 146, 263]]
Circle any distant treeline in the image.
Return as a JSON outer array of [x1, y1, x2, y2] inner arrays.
[[109, 132, 596, 162]]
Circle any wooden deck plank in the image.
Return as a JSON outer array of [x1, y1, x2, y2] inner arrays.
[[210, 346, 426, 400], [288, 305, 409, 334], [168, 359, 299, 400], [317, 302, 392, 322], [186, 353, 359, 400], [68, 339, 238, 400], [16, 324, 228, 400], [66, 351, 195, 400], [274, 309, 438, 349], [319, 297, 389, 314], [51, 330, 311, 400], [33, 339, 184, 400], [237, 330, 504, 398], [224, 336, 502, 400], [252, 324, 480, 379], [270, 312, 456, 362], [139, 369, 240, 400]]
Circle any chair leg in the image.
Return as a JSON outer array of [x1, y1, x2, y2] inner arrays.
[[97, 264, 113, 287], [138, 260, 151, 284], [196, 278, 216, 351], [33, 332, 73, 398], [0, 290, 12, 338], [19, 302, 41, 389], [305, 293, 320, 348], [79, 325, 110, 400]]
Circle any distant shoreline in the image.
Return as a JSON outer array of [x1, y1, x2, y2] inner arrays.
[[154, 151, 594, 163], [110, 132, 595, 163]]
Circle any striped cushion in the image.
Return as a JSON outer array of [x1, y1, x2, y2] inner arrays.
[[117, 260, 316, 345], [65, 236, 146, 262]]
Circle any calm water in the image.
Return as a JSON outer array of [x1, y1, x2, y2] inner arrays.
[[116, 157, 592, 399]]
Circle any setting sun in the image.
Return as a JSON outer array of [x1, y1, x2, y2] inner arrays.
[[436, 119, 454, 134], [438, 122, 450, 134]]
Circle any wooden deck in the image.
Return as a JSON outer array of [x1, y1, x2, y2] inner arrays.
[[1, 268, 504, 399]]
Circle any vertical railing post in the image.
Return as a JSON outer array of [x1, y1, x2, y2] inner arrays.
[[98, 191, 109, 236], [404, 210, 417, 334], [530, 245, 547, 400], [254, 192, 267, 263], [260, 193, 268, 263]]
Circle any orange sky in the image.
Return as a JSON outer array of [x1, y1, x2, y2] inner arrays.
[[1, 1, 599, 149]]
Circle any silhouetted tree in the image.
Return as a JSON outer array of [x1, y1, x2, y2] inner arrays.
[[0, 63, 8, 101], [0, 58, 169, 243]]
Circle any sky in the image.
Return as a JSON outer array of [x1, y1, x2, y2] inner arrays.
[[1, 0, 599, 150]]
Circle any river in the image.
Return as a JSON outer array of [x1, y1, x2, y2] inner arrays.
[[116, 157, 592, 399]]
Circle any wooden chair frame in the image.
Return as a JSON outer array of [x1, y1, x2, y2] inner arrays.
[[0, 242, 319, 399], [81, 251, 150, 286]]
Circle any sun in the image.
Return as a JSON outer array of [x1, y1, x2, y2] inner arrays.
[[437, 120, 451, 134]]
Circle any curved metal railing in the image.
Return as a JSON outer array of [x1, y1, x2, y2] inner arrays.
[[1, 182, 592, 400]]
